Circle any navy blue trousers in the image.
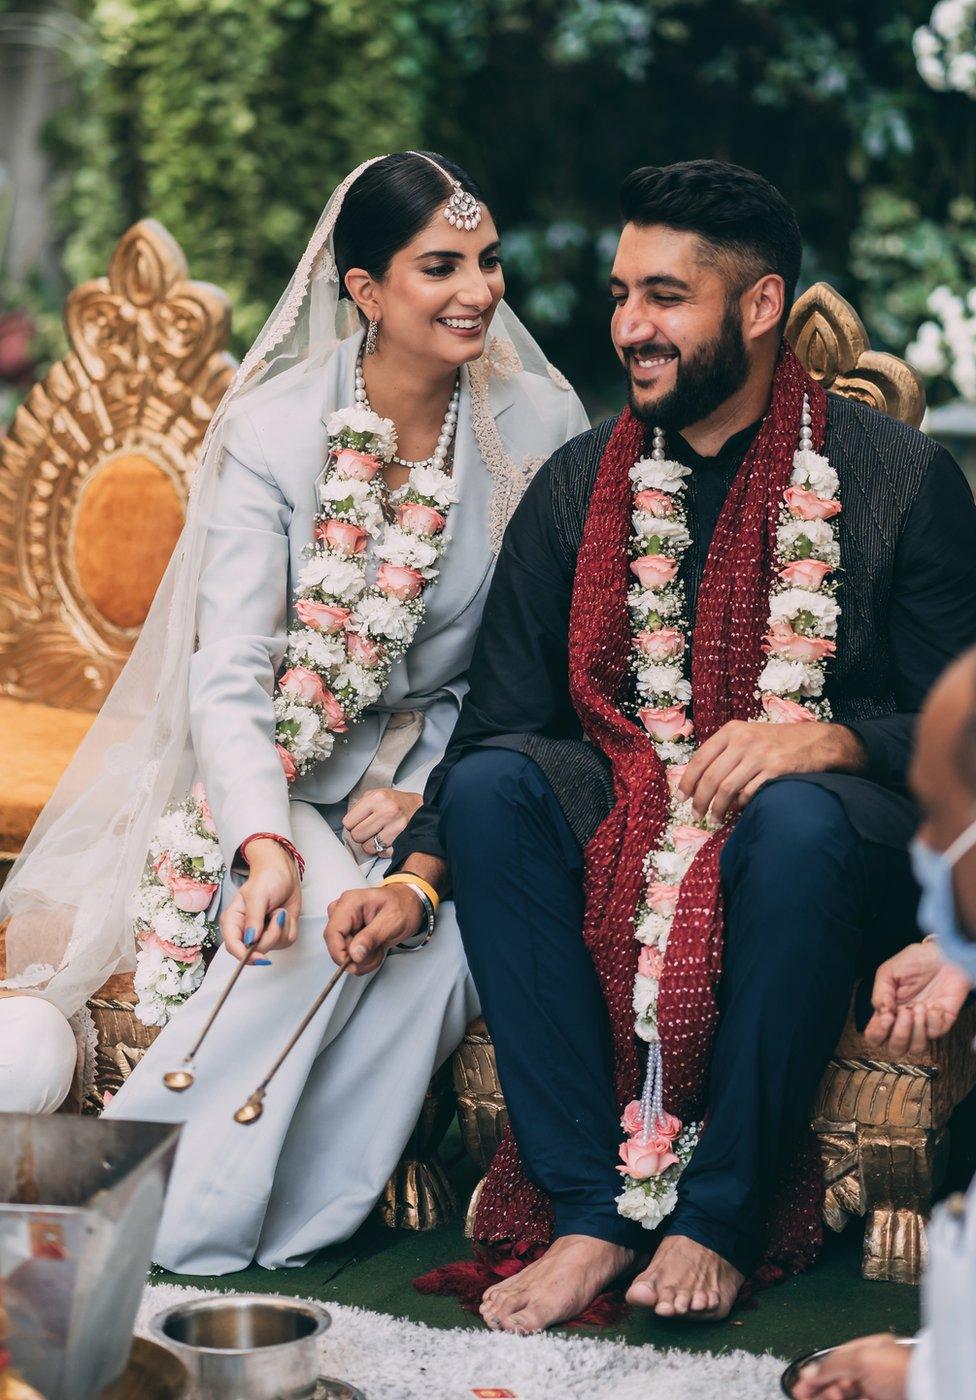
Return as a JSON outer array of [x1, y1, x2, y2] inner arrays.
[[439, 748, 920, 1270]]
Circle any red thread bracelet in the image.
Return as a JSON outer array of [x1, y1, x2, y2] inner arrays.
[[239, 832, 306, 880]]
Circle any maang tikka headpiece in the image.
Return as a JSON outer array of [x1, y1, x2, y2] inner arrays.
[[409, 151, 483, 232]]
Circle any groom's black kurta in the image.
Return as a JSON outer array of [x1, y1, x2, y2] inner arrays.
[[394, 394, 976, 867], [390, 394, 976, 1266]]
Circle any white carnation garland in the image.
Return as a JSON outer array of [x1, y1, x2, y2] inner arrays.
[[616, 399, 842, 1230], [132, 400, 460, 1026]]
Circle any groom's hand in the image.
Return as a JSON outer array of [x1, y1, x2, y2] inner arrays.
[[678, 720, 867, 823], [324, 886, 423, 974]]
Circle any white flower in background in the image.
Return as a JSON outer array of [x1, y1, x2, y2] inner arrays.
[[915, 1, 976, 95], [908, 284, 976, 402]]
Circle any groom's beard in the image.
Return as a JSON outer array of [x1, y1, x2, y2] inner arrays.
[[626, 303, 750, 431]]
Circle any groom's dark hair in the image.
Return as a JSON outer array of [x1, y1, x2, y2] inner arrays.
[[619, 160, 802, 333]]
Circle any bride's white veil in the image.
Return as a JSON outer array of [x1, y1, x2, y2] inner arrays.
[[0, 153, 559, 1019]]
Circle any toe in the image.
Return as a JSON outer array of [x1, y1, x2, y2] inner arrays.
[[671, 1289, 692, 1315], [507, 1307, 543, 1335], [654, 1286, 677, 1316], [690, 1290, 709, 1312], [625, 1273, 659, 1308]]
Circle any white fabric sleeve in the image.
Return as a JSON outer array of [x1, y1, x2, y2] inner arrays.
[[188, 410, 295, 868]]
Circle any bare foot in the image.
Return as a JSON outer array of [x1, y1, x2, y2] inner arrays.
[[478, 1235, 636, 1334], [625, 1234, 744, 1320]]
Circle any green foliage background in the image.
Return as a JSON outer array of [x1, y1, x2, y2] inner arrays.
[[7, 0, 976, 408]]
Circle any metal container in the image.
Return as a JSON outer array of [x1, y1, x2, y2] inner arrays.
[[0, 1111, 180, 1400], [150, 1294, 331, 1399], [99, 1338, 190, 1399], [781, 1337, 917, 1396]]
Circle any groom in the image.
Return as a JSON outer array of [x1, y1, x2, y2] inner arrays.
[[328, 160, 976, 1328]]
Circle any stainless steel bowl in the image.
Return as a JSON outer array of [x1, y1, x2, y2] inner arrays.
[[781, 1337, 917, 1397], [150, 1293, 331, 1399]]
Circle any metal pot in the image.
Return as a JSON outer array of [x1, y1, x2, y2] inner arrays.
[[150, 1294, 331, 1400], [781, 1337, 917, 1397]]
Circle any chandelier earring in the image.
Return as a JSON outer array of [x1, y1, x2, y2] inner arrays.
[[365, 318, 380, 356]]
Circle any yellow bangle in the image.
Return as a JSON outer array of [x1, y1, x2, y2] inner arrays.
[[382, 871, 441, 912]]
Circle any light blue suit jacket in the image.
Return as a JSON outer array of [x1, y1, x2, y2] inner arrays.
[[188, 333, 589, 866]]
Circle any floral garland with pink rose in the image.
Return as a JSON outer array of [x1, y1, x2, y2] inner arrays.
[[133, 395, 461, 1026], [615, 398, 841, 1230], [272, 401, 459, 779], [131, 784, 225, 1027]]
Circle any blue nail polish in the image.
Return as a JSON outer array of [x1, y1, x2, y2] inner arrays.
[[252, 958, 272, 966], [243, 929, 256, 947], [277, 910, 286, 928]]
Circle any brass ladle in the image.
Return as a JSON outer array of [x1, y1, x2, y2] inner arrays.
[[234, 957, 353, 1124], [162, 945, 262, 1091]]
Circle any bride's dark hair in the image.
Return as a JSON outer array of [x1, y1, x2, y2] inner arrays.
[[333, 151, 488, 305]]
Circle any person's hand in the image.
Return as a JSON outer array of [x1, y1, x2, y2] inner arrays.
[[342, 788, 423, 856], [323, 883, 425, 975], [678, 720, 866, 823], [864, 941, 972, 1054], [792, 1333, 911, 1399], [220, 840, 302, 962]]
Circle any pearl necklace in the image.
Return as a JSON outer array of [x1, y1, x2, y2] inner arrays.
[[354, 356, 460, 472]]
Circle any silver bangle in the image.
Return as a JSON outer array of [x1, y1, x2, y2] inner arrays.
[[391, 881, 436, 951]]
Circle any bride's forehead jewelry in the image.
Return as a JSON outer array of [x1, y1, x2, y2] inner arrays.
[[409, 151, 483, 232]]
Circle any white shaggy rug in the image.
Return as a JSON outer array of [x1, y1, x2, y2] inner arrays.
[[137, 1282, 788, 1399]]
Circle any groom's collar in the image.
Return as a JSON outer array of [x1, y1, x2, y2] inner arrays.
[[670, 416, 764, 471]]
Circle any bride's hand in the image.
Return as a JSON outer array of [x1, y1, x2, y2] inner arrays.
[[324, 885, 424, 975], [342, 788, 423, 856], [221, 840, 303, 961]]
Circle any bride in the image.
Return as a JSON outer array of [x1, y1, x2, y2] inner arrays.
[[0, 151, 587, 1273]]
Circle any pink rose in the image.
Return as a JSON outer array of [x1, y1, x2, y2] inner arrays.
[[665, 764, 687, 796], [164, 871, 220, 913], [647, 880, 680, 916], [763, 619, 836, 663], [635, 627, 684, 661], [317, 519, 368, 555], [191, 781, 217, 833], [320, 689, 349, 733], [638, 945, 665, 980], [672, 824, 711, 856], [778, 559, 833, 590], [653, 1111, 682, 1144], [138, 930, 203, 963], [617, 1136, 680, 1179], [280, 666, 328, 707], [784, 486, 841, 521], [333, 447, 381, 480], [621, 1100, 645, 1135], [630, 554, 678, 590], [638, 704, 694, 741], [295, 599, 353, 633], [376, 563, 424, 600], [634, 488, 675, 518], [276, 743, 298, 783], [346, 631, 384, 667], [762, 693, 817, 724], [397, 502, 447, 536]]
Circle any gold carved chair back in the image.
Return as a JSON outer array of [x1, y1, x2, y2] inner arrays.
[[0, 219, 235, 711], [787, 280, 925, 427]]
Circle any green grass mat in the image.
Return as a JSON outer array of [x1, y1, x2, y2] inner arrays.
[[154, 1127, 920, 1360]]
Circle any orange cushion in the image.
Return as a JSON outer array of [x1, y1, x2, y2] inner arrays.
[[0, 696, 96, 853]]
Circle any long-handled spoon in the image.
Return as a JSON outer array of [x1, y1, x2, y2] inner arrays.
[[162, 945, 262, 1091], [234, 957, 353, 1124]]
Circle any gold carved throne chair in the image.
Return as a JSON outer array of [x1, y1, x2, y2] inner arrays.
[[452, 282, 976, 1284], [0, 219, 235, 1103]]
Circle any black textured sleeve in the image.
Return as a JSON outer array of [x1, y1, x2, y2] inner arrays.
[[847, 444, 976, 788], [389, 445, 583, 868]]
